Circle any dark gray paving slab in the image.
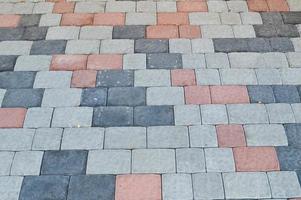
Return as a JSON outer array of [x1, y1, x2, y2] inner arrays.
[[276, 146, 301, 170], [96, 70, 134, 87], [213, 38, 249, 52], [284, 124, 301, 147], [261, 12, 284, 25], [147, 53, 182, 69], [113, 25, 145, 39], [81, 88, 107, 107], [19, 175, 69, 200], [67, 175, 115, 200], [30, 40, 67, 55], [272, 85, 301, 103], [41, 150, 88, 175], [135, 39, 169, 53], [0, 71, 36, 89], [247, 38, 272, 52], [134, 105, 174, 126], [247, 85, 275, 103], [108, 87, 145, 106], [0, 28, 24, 41], [254, 25, 278, 37], [20, 14, 41, 27], [0, 56, 17, 71], [282, 12, 301, 24], [269, 37, 295, 52], [93, 106, 134, 127], [22, 27, 48, 40], [276, 24, 300, 37], [2, 89, 44, 108]]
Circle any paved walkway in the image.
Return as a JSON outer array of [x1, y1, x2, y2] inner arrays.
[[0, 0, 301, 199]]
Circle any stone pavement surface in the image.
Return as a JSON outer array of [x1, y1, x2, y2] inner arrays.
[[1, 0, 301, 199]]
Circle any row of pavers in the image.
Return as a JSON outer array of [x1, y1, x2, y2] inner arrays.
[[0, 38, 300, 53], [0, 103, 301, 127], [1, 12, 301, 27], [0, 0, 300, 14], [3, 171, 301, 200], [1, 52, 301, 69]]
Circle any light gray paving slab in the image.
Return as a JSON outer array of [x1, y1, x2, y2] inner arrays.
[[174, 105, 201, 125], [281, 68, 301, 85], [227, 104, 269, 124], [11, 151, 43, 176], [255, 69, 282, 85], [0, 129, 35, 151], [132, 149, 175, 173], [157, 2, 176, 12], [46, 26, 80, 40], [292, 103, 301, 123], [266, 103, 296, 123], [100, 39, 134, 54], [39, 14, 61, 27], [207, 1, 227, 12], [0, 89, 5, 106], [87, 150, 131, 174], [0, 176, 23, 200], [162, 174, 193, 200], [105, 1, 136, 12], [223, 172, 271, 199], [195, 69, 221, 85], [241, 12, 263, 24], [182, 54, 206, 69], [147, 126, 189, 148], [74, 2, 105, 13], [205, 53, 229, 69], [205, 148, 235, 172], [192, 173, 224, 200], [32, 128, 62, 150], [51, 107, 93, 128], [61, 128, 104, 150], [24, 107, 53, 128], [134, 69, 170, 87], [0, 152, 14, 176], [244, 124, 288, 146], [104, 127, 146, 149], [42, 88, 82, 107], [189, 125, 218, 147], [65, 40, 100, 55], [268, 171, 301, 198], [220, 69, 258, 85], [123, 54, 146, 70], [33, 2, 54, 14], [14, 55, 51, 71], [201, 104, 228, 124], [201, 25, 234, 38], [80, 26, 112, 40], [176, 148, 205, 173], [34, 71, 72, 89], [0, 41, 32, 55], [191, 39, 214, 53], [169, 39, 192, 54], [126, 13, 156, 25], [189, 13, 221, 25], [147, 87, 184, 105]]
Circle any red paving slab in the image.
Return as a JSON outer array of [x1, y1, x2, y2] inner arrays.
[[53, 2, 75, 14], [216, 125, 246, 148], [0, 108, 27, 128], [0, 15, 20, 28], [171, 69, 196, 86], [61, 13, 94, 26], [177, 1, 208, 12], [157, 13, 189, 25], [266, 0, 289, 11], [115, 174, 161, 200], [146, 25, 179, 39], [234, 147, 280, 172], [247, 0, 269, 11], [71, 70, 97, 88], [93, 13, 125, 26], [210, 86, 250, 104], [87, 54, 123, 70], [51, 55, 88, 71], [179, 25, 201, 38], [184, 86, 211, 104]]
